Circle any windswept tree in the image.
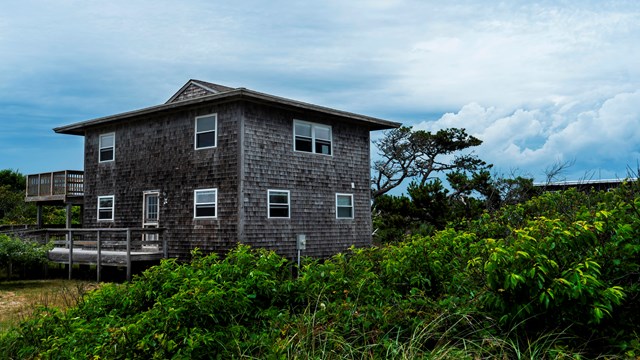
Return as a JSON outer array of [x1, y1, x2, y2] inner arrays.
[[370, 127, 537, 243], [371, 126, 488, 199]]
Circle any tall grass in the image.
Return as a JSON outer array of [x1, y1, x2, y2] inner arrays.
[[0, 280, 97, 332], [278, 304, 590, 359]]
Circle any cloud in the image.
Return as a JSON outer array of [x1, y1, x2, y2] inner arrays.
[[391, 3, 640, 110], [415, 89, 640, 181]]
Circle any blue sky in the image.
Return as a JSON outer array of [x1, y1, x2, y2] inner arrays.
[[1, 1, 639, 186]]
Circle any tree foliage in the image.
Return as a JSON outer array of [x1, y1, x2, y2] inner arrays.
[[373, 173, 538, 243], [0, 169, 32, 223], [370, 127, 539, 243], [371, 126, 488, 199], [0, 169, 80, 225], [0, 169, 25, 193]]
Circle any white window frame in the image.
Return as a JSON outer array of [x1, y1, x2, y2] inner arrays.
[[194, 188, 217, 219], [336, 193, 354, 219], [194, 114, 217, 150], [99, 132, 115, 163], [97, 195, 115, 221], [293, 120, 332, 155], [267, 189, 290, 219]]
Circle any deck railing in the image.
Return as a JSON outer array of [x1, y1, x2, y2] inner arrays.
[[25, 171, 84, 199], [41, 227, 167, 281]]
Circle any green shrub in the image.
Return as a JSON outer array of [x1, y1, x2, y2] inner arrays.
[[2, 185, 640, 358], [0, 234, 50, 279], [466, 183, 640, 353]]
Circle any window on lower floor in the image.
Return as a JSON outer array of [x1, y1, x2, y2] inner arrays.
[[194, 188, 217, 218], [294, 120, 332, 155], [97, 195, 114, 221], [336, 193, 354, 219], [99, 133, 115, 162], [268, 190, 290, 218]]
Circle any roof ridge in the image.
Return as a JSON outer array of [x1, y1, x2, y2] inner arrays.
[[189, 79, 236, 93]]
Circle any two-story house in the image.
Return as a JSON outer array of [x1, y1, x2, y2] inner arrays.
[[27, 80, 400, 262]]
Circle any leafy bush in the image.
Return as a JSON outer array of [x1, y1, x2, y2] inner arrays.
[[468, 183, 640, 353], [2, 184, 640, 358], [0, 235, 50, 279]]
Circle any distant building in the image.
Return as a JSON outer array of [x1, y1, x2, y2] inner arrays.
[[535, 178, 637, 192]]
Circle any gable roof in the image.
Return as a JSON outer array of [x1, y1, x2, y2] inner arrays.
[[165, 79, 237, 103], [54, 80, 402, 135]]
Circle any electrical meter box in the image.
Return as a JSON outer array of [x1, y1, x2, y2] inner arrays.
[[296, 234, 306, 250]]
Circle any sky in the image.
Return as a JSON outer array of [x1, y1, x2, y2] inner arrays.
[[1, 0, 639, 187]]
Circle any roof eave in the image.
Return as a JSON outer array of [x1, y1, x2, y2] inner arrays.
[[54, 89, 401, 135], [54, 90, 246, 135], [237, 88, 401, 130]]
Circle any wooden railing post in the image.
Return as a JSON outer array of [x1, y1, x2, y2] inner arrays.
[[163, 231, 168, 259], [97, 230, 102, 282], [126, 229, 132, 281]]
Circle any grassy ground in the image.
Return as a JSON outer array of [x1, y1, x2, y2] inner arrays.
[[0, 280, 99, 332]]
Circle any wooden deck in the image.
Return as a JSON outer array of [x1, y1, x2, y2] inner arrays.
[[48, 248, 164, 265], [36, 228, 167, 281], [25, 170, 84, 204]]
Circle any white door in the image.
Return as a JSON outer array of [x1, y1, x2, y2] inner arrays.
[[142, 191, 160, 249]]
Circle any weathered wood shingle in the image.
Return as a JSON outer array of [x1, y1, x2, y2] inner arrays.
[[60, 80, 400, 260]]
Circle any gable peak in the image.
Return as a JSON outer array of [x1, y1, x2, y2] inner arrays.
[[166, 79, 236, 104]]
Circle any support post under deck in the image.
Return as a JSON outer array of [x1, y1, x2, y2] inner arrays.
[[68, 229, 73, 280], [37, 205, 43, 228], [126, 229, 132, 281], [65, 203, 72, 229]]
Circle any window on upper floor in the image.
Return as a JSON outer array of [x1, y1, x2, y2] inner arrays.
[[97, 195, 114, 221], [294, 120, 332, 155], [195, 114, 217, 149], [336, 193, 354, 219], [194, 188, 217, 218], [99, 133, 115, 162], [268, 190, 290, 218]]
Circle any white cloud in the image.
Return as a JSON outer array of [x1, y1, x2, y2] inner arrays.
[[415, 89, 640, 181], [382, 2, 640, 112]]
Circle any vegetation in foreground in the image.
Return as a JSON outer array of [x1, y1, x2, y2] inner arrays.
[[1, 184, 639, 359], [0, 234, 51, 280], [0, 280, 97, 332]]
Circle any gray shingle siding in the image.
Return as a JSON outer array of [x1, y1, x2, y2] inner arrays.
[[240, 102, 371, 259], [70, 81, 396, 260], [83, 103, 241, 259]]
